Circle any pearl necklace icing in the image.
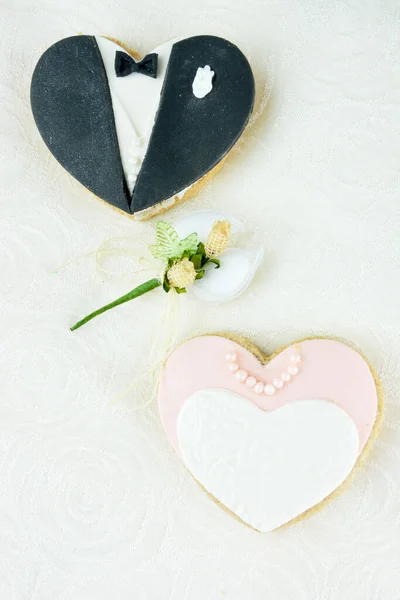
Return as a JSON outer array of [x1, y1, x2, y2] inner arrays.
[[226, 346, 302, 396]]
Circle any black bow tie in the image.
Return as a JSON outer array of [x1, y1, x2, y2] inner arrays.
[[114, 51, 158, 79]]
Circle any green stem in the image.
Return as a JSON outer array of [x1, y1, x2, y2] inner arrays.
[[70, 278, 162, 331]]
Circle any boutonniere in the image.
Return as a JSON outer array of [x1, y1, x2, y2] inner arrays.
[[70, 211, 263, 331]]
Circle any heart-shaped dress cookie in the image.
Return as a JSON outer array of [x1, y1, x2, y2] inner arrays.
[[158, 336, 382, 531], [30, 35, 255, 219]]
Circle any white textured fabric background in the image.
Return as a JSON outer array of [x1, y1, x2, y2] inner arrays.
[[1, 0, 400, 598]]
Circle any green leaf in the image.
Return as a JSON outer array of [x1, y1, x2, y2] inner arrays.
[[197, 242, 205, 255], [194, 242, 210, 267], [175, 287, 187, 294], [195, 270, 205, 280], [190, 254, 203, 270], [162, 273, 171, 293], [207, 258, 220, 269], [149, 222, 182, 261], [149, 222, 199, 262], [180, 232, 198, 255]]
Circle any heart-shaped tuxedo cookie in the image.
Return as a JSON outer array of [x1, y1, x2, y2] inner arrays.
[[158, 336, 382, 531], [30, 35, 255, 219]]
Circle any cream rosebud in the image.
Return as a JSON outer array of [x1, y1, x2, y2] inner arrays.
[[167, 257, 196, 289], [205, 220, 231, 258]]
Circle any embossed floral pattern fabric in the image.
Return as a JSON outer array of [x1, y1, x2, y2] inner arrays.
[[1, 0, 400, 598]]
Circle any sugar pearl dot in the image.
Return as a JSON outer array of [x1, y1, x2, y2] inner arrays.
[[254, 382, 264, 394], [273, 377, 284, 389], [229, 363, 239, 372], [288, 365, 299, 376], [226, 352, 237, 362], [290, 355, 301, 364], [264, 383, 276, 396], [281, 373, 291, 382], [236, 369, 248, 382], [245, 376, 257, 388]]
